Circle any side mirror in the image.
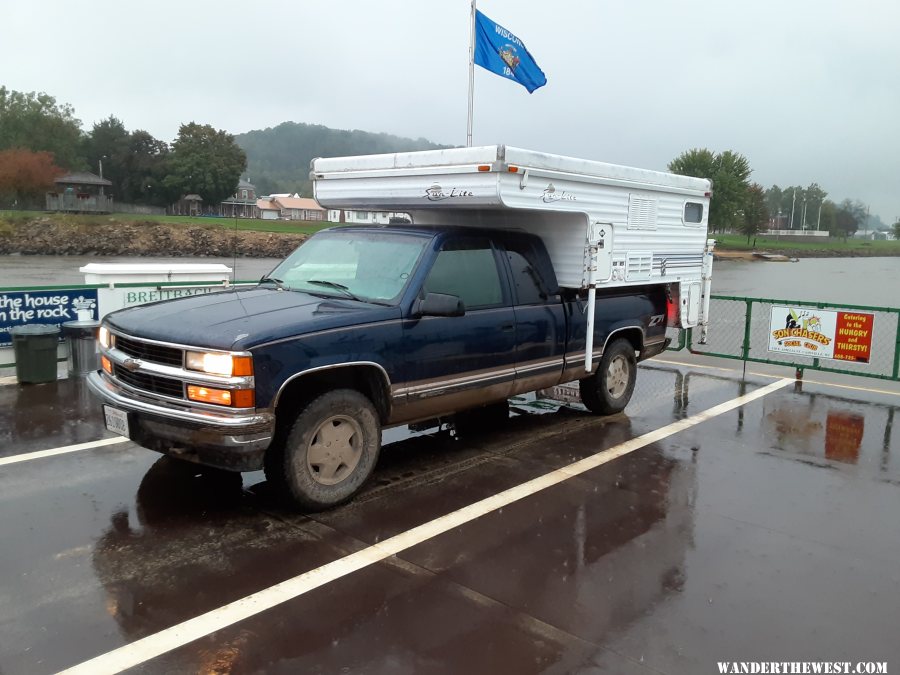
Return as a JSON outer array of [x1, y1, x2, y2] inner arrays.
[[416, 292, 465, 317]]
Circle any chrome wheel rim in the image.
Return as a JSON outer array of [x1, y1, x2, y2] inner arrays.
[[606, 355, 630, 399], [305, 415, 364, 485]]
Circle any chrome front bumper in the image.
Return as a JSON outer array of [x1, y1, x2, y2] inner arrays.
[[87, 371, 275, 471]]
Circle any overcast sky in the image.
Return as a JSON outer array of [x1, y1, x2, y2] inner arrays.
[[3, 0, 899, 222]]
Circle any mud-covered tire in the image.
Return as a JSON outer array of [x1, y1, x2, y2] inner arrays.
[[264, 389, 381, 511], [579, 338, 637, 415]]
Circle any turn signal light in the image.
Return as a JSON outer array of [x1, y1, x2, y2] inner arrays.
[[232, 356, 254, 377], [508, 166, 519, 173], [101, 355, 112, 374], [187, 385, 255, 408], [477, 164, 491, 172]]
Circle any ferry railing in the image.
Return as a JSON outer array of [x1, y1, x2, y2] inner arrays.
[[674, 295, 900, 382]]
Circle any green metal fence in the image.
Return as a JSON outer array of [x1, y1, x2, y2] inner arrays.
[[670, 294, 900, 382]]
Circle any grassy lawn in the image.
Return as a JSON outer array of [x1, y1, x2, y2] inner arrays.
[[714, 232, 900, 253], [0, 210, 334, 235]]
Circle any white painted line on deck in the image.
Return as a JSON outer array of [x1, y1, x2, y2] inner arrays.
[[650, 357, 781, 377], [651, 357, 900, 398], [799, 377, 900, 398], [59, 377, 794, 675], [0, 437, 129, 468]]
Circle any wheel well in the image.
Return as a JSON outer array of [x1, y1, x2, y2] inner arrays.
[[273, 366, 391, 434], [606, 327, 643, 354]]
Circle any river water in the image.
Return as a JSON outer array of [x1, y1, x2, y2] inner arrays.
[[0, 254, 897, 308]]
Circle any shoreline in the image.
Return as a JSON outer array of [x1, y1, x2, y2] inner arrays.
[[0, 216, 307, 258], [0, 215, 896, 259], [713, 248, 899, 260]]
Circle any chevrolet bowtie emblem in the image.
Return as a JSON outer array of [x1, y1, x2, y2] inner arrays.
[[122, 358, 141, 372]]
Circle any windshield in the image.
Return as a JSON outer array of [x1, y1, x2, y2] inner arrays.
[[266, 230, 428, 304]]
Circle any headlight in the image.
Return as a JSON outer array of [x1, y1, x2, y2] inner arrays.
[[185, 351, 253, 377], [98, 325, 112, 349]]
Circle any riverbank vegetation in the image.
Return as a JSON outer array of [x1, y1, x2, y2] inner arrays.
[[668, 148, 893, 242], [713, 233, 900, 256]]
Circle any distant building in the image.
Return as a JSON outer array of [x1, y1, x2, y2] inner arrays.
[[851, 230, 888, 241], [45, 172, 113, 213], [327, 209, 409, 225], [169, 194, 204, 217], [271, 196, 327, 221], [256, 198, 281, 221], [219, 178, 257, 218]]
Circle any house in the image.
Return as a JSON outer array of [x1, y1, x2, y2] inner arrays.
[[851, 230, 888, 241], [256, 198, 281, 221], [219, 178, 257, 218], [272, 196, 326, 221], [45, 172, 113, 213]]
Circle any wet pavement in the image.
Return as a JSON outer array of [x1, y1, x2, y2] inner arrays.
[[0, 363, 898, 674]]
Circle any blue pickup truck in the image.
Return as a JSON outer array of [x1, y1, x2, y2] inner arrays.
[[88, 225, 669, 509]]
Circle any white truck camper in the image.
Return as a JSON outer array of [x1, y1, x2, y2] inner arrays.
[[312, 145, 714, 371]]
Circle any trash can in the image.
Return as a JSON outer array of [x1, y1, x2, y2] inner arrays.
[[11, 324, 61, 384], [62, 320, 101, 376]]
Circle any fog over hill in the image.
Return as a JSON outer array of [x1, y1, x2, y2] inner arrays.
[[235, 122, 452, 197]]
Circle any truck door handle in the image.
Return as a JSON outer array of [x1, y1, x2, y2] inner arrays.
[[500, 322, 514, 332]]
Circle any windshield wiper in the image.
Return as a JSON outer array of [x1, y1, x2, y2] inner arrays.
[[306, 279, 364, 302], [259, 276, 288, 290]]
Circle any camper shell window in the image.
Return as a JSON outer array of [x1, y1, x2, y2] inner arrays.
[[684, 202, 704, 224]]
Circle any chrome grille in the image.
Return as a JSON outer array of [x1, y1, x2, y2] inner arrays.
[[114, 365, 185, 399], [115, 335, 183, 367]]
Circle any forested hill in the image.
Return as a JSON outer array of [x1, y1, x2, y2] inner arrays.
[[235, 122, 452, 197]]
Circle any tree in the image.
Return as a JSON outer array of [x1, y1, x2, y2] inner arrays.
[[117, 130, 170, 205], [892, 220, 900, 241], [235, 121, 451, 197], [162, 123, 247, 205], [834, 199, 866, 240], [81, 118, 172, 204], [0, 148, 65, 207], [742, 183, 769, 244], [818, 200, 837, 234], [82, 116, 130, 186], [668, 148, 751, 233], [0, 86, 84, 169], [763, 183, 827, 230]]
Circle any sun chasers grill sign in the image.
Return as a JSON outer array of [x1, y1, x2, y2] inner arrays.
[[768, 306, 874, 363]]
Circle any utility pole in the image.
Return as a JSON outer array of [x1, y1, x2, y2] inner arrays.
[[801, 199, 807, 231], [789, 189, 796, 230], [816, 201, 822, 230]]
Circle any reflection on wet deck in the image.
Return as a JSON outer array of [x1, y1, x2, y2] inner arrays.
[[0, 364, 897, 674]]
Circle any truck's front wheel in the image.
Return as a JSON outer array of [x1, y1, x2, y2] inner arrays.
[[579, 338, 637, 415], [265, 389, 381, 511]]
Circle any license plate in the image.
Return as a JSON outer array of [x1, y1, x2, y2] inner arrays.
[[103, 405, 130, 438]]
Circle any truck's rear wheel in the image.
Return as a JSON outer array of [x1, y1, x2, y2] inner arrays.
[[265, 389, 381, 511], [579, 338, 637, 415]]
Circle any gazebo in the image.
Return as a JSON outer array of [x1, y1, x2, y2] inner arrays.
[[46, 172, 113, 213]]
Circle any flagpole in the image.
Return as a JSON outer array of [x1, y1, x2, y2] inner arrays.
[[466, 0, 476, 147]]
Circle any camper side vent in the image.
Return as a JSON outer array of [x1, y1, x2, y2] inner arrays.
[[625, 251, 653, 281], [627, 195, 658, 230]]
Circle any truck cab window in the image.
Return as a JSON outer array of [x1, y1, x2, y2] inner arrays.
[[423, 238, 503, 309], [503, 240, 554, 305]]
